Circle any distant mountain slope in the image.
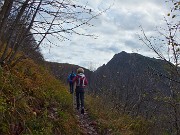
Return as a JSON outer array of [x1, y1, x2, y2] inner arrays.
[[45, 52, 172, 96], [91, 51, 170, 94], [90, 51, 180, 121], [46, 52, 173, 97], [44, 62, 93, 85]]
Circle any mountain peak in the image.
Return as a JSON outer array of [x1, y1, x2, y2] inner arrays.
[[111, 51, 149, 64], [115, 51, 128, 56]]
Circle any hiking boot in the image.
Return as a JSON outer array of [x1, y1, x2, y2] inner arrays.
[[81, 108, 84, 114]]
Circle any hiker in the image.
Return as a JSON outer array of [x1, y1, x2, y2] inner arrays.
[[67, 71, 76, 94], [73, 68, 88, 114]]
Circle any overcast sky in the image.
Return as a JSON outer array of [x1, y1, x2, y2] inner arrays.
[[40, 0, 170, 70]]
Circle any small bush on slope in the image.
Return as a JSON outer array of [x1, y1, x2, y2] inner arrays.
[[0, 59, 80, 135], [86, 95, 152, 135]]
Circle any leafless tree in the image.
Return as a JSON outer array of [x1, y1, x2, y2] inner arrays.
[[0, 0, 103, 67], [139, 0, 180, 134]]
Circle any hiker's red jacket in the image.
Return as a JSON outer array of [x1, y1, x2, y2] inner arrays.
[[72, 73, 88, 88]]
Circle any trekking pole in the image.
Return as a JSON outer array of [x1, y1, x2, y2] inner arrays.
[[72, 90, 74, 109], [73, 82, 76, 110]]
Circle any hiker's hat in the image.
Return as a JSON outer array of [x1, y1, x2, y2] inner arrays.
[[77, 68, 84, 73]]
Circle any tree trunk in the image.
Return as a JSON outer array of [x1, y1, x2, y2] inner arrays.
[[0, 0, 30, 62], [0, 0, 14, 52]]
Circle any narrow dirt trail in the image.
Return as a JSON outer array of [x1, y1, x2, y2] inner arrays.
[[75, 109, 99, 135], [71, 84, 99, 135]]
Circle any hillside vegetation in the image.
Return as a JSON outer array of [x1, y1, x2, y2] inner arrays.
[[0, 58, 80, 135], [86, 95, 152, 135]]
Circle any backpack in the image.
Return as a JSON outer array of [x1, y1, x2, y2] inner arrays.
[[70, 73, 75, 80], [77, 76, 86, 87]]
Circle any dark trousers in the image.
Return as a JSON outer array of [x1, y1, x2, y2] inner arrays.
[[76, 87, 84, 109], [69, 82, 73, 94]]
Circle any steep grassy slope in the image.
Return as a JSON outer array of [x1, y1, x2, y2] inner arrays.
[[0, 58, 80, 135], [85, 95, 152, 135]]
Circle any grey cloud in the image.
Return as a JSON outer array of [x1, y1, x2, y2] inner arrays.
[[88, 42, 121, 54], [124, 40, 142, 49], [108, 9, 157, 31], [108, 46, 120, 53], [115, 0, 165, 7], [40, 0, 169, 69]]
